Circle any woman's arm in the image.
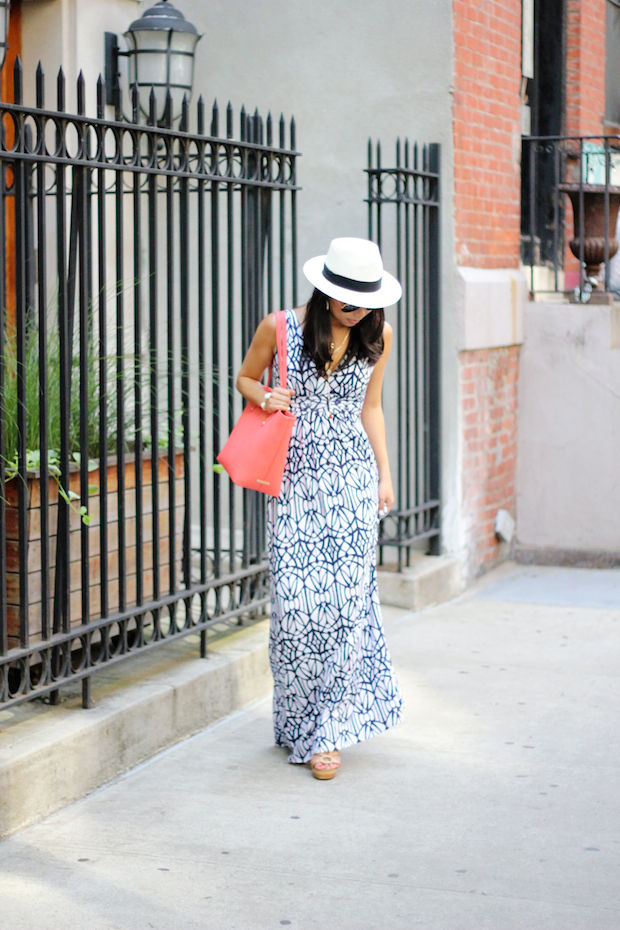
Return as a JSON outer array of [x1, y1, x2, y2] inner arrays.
[[361, 323, 394, 514], [236, 313, 294, 413]]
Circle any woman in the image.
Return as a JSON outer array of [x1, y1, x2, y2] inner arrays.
[[236, 237, 404, 779]]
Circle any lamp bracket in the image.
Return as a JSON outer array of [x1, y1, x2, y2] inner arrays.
[[104, 32, 128, 107]]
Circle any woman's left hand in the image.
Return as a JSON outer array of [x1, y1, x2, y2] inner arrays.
[[378, 477, 395, 517]]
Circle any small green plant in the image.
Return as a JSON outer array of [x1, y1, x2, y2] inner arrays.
[[2, 319, 137, 524], [2, 302, 188, 527], [3, 448, 97, 525]]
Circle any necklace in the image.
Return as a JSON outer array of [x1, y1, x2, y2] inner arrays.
[[330, 331, 349, 354], [325, 331, 349, 375], [325, 330, 350, 419]]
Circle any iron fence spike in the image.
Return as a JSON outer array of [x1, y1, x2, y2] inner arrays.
[[77, 70, 85, 115], [181, 93, 189, 132], [227, 101, 233, 138], [197, 95, 205, 135], [57, 66, 65, 112], [131, 82, 140, 123], [13, 56, 23, 105], [97, 74, 105, 119], [36, 61, 45, 109], [114, 79, 122, 121]]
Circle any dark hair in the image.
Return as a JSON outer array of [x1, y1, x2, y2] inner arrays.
[[302, 289, 385, 376]]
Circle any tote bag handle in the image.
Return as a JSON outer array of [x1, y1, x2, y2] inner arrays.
[[266, 309, 288, 390]]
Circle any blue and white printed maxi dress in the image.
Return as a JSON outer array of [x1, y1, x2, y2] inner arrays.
[[267, 308, 404, 764]]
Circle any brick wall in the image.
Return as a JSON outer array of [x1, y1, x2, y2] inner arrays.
[[453, 1, 608, 575], [452, 0, 523, 268], [566, 0, 607, 138], [460, 346, 520, 575], [453, 0, 523, 575]]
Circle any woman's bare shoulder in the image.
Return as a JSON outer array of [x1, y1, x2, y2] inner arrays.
[[251, 313, 277, 349]]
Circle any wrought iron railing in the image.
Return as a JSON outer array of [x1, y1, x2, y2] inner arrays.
[[0, 59, 299, 708], [521, 134, 620, 302], [366, 139, 441, 569]]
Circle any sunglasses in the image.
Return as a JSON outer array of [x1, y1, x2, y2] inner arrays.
[[341, 303, 363, 313]]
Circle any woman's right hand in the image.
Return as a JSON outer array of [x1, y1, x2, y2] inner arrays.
[[264, 387, 295, 412]]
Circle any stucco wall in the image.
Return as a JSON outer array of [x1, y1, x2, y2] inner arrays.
[[182, 0, 458, 554], [21, 0, 141, 107], [516, 302, 620, 556]]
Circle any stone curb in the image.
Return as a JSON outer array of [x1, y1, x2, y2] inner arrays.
[[0, 622, 271, 842]]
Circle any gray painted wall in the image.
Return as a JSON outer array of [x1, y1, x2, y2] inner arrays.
[[183, 0, 459, 553], [517, 302, 620, 555], [185, 0, 453, 265]]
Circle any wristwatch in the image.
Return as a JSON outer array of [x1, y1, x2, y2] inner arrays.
[[260, 392, 272, 411]]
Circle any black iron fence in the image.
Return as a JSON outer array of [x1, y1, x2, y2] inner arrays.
[[0, 60, 299, 708], [521, 134, 620, 302], [366, 139, 441, 569]]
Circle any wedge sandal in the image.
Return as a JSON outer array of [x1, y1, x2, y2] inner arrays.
[[310, 751, 341, 780]]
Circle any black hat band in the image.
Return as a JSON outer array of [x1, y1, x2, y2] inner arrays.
[[322, 264, 382, 293]]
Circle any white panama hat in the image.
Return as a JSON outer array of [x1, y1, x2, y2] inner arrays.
[[303, 237, 402, 309]]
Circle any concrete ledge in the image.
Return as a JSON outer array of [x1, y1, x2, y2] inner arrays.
[[0, 622, 271, 841], [378, 556, 462, 610], [515, 544, 620, 569], [455, 266, 526, 351]]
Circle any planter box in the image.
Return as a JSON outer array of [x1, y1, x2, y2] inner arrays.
[[5, 451, 185, 648]]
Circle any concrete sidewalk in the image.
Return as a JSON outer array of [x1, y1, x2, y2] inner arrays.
[[1, 562, 619, 929]]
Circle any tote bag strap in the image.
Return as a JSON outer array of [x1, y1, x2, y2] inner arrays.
[[266, 309, 288, 389], [276, 309, 288, 389]]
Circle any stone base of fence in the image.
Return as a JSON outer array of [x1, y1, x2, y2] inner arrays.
[[377, 556, 462, 611], [0, 619, 270, 842]]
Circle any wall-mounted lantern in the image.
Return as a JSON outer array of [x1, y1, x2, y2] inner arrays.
[[105, 0, 201, 124], [0, 0, 11, 72]]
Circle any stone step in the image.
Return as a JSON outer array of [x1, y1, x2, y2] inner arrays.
[[378, 555, 462, 611]]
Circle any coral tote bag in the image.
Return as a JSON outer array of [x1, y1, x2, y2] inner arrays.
[[217, 310, 295, 496]]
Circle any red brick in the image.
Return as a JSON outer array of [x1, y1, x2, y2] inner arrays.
[[565, 0, 606, 137], [460, 345, 519, 576], [453, 0, 522, 268]]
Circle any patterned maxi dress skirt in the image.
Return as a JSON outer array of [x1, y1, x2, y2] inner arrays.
[[267, 309, 404, 764]]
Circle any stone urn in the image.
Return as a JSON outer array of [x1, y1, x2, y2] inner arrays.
[[559, 183, 620, 279]]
